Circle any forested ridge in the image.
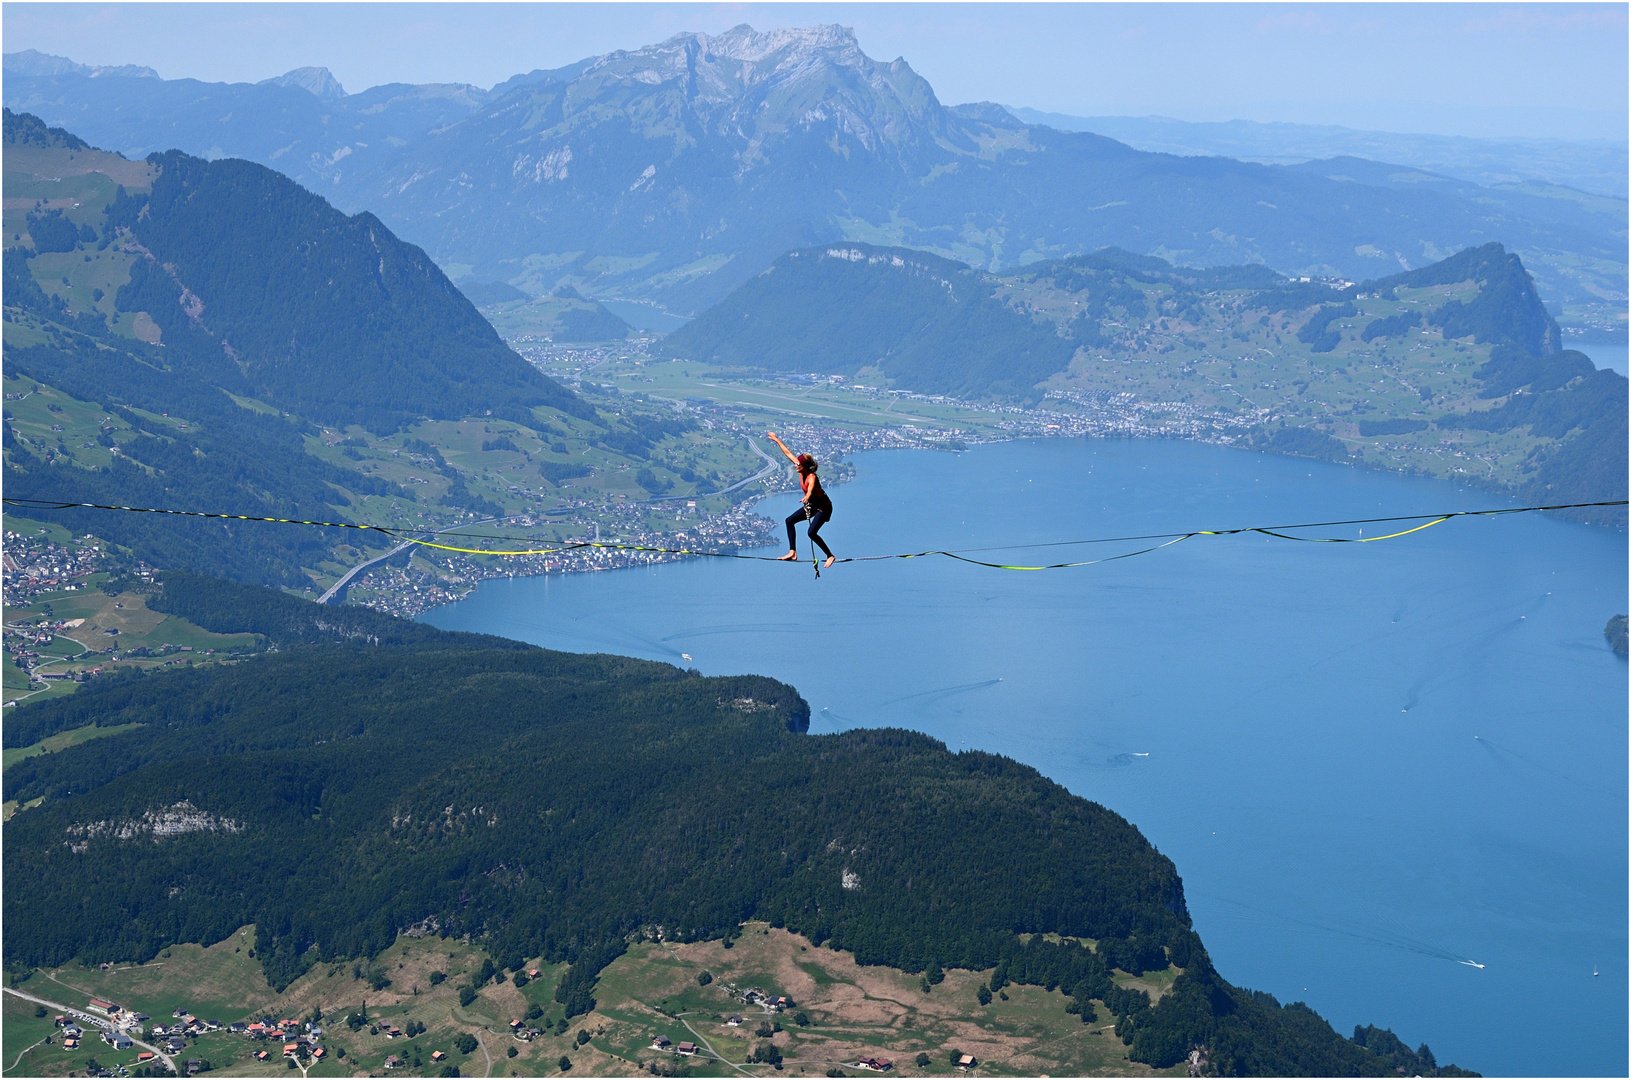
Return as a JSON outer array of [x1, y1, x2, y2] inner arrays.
[[105, 149, 591, 432], [2, 575, 1477, 1076], [658, 244, 1080, 403]]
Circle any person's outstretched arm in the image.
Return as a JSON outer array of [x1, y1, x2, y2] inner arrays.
[[766, 431, 799, 464]]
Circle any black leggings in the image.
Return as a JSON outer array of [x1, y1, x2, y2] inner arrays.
[[786, 506, 833, 558]]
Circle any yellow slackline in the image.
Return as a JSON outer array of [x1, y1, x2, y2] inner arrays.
[[3, 497, 1625, 573]]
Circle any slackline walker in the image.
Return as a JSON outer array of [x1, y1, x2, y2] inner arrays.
[[765, 431, 836, 577], [3, 497, 1624, 574]]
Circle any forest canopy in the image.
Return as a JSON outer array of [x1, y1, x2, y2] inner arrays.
[[2, 577, 1478, 1077]]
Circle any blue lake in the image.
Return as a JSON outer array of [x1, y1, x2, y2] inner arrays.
[[1576, 342, 1629, 376], [424, 438, 1628, 1077]]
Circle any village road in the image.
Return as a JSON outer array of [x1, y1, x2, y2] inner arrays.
[[1, 985, 175, 1073]]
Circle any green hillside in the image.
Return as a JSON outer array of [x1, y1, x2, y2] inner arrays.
[[2, 111, 773, 590], [478, 283, 634, 343], [1, 574, 1476, 1077], [108, 148, 589, 433], [663, 241, 1626, 523], [660, 244, 1075, 402]]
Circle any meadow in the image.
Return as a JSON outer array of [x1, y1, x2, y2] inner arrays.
[[3, 923, 1183, 1078]]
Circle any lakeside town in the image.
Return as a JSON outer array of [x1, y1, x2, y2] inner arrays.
[[2, 357, 1287, 649]]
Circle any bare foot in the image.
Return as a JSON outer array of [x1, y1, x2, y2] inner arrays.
[[824, 555, 836, 569], [777, 551, 798, 561]]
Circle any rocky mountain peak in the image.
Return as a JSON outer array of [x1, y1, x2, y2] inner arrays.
[[687, 23, 861, 64], [551, 23, 946, 159], [578, 23, 916, 100], [259, 66, 347, 100]]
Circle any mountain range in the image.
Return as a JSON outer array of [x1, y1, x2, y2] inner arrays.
[[4, 28, 1624, 328], [1005, 108, 1629, 200]]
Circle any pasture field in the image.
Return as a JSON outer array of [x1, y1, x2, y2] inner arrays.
[[5, 923, 1182, 1077], [3, 584, 261, 706]]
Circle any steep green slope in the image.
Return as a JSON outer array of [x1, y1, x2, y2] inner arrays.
[[104, 146, 589, 432], [659, 244, 1076, 402], [2, 111, 707, 587], [0, 575, 1476, 1076]]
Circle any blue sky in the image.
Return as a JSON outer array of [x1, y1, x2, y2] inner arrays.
[[5, 3, 1626, 140]]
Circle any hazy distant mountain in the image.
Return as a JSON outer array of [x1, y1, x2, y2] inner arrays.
[[4, 29, 1624, 324], [258, 65, 347, 101], [2, 48, 157, 80], [2, 52, 487, 188], [1006, 108, 1630, 200]]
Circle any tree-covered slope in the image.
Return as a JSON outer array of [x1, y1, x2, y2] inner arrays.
[[2, 110, 623, 585], [0, 576, 1476, 1076], [1361, 242, 1561, 355], [658, 244, 1077, 402], [105, 146, 589, 432]]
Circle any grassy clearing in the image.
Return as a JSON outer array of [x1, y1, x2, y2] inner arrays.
[[578, 924, 1180, 1079], [2, 991, 72, 1077], [7, 587, 259, 657], [0, 797, 45, 822], [2, 652, 33, 692], [9, 924, 1181, 1078], [3, 584, 262, 711], [1, 722, 143, 770]]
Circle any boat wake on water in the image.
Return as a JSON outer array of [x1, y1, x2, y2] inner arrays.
[[1198, 894, 1484, 970], [1474, 735, 1592, 793], [660, 622, 807, 642], [879, 678, 1003, 707]]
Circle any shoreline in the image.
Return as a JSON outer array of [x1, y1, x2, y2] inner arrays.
[[394, 424, 1571, 627]]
